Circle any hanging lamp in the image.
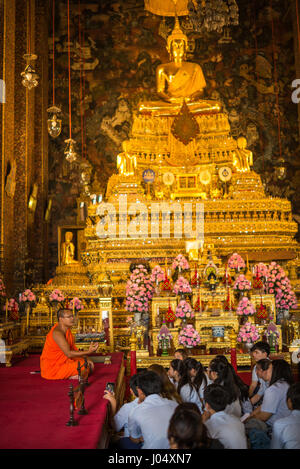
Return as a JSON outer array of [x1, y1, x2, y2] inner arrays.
[[48, 0, 62, 138], [64, 0, 78, 163], [21, 0, 39, 89]]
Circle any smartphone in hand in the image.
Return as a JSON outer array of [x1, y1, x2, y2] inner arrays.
[[105, 382, 115, 394]]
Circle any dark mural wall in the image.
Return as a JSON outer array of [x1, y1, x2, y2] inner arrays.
[[48, 0, 300, 278]]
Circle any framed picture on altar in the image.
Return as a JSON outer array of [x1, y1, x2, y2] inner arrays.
[[58, 225, 86, 266]]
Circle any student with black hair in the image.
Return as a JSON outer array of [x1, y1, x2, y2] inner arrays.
[[202, 384, 247, 449], [168, 358, 185, 388], [249, 341, 271, 405], [127, 371, 178, 449], [178, 358, 208, 413], [207, 357, 244, 417], [148, 364, 182, 403], [247, 359, 293, 430], [168, 404, 224, 449], [271, 382, 300, 449]]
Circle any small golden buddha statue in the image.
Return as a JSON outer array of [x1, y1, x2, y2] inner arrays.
[[117, 142, 137, 176], [61, 231, 77, 265], [233, 137, 253, 172]]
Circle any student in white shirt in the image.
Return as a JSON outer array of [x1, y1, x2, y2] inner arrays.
[[202, 384, 247, 449], [271, 382, 300, 449], [246, 359, 293, 429], [127, 370, 178, 449], [103, 373, 142, 448], [249, 342, 270, 406], [178, 357, 207, 413]]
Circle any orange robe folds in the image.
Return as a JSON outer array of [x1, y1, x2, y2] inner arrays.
[[40, 324, 85, 380]]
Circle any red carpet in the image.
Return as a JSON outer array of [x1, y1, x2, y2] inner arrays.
[[0, 353, 124, 449]]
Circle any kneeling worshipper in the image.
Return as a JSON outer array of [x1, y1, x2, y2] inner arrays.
[[40, 308, 99, 380]]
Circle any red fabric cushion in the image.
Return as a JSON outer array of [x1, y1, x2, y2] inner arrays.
[[0, 353, 123, 449]]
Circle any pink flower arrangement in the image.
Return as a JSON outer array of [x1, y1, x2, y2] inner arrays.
[[228, 253, 245, 270], [237, 322, 260, 344], [150, 265, 165, 284], [157, 324, 173, 346], [0, 278, 6, 297], [126, 264, 154, 313], [20, 289, 36, 303], [178, 325, 201, 348], [69, 297, 84, 311], [175, 300, 195, 320], [4, 298, 19, 312], [173, 276, 192, 295], [49, 289, 65, 303], [233, 274, 251, 292], [175, 300, 195, 319], [255, 263, 268, 278], [236, 297, 256, 316], [265, 262, 298, 311], [172, 254, 190, 271]]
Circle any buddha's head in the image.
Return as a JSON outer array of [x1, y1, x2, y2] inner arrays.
[[65, 231, 73, 242], [237, 136, 248, 150], [167, 16, 188, 61]]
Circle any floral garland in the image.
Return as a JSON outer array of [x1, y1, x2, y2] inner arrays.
[[125, 264, 154, 314], [171, 254, 190, 271], [175, 300, 195, 320], [178, 325, 201, 348], [20, 289, 36, 304], [233, 274, 251, 292], [69, 297, 84, 311], [228, 253, 245, 270], [4, 298, 19, 320], [173, 276, 192, 295], [49, 289, 65, 303], [265, 262, 297, 311], [236, 297, 256, 316], [237, 322, 260, 344], [150, 265, 165, 284]]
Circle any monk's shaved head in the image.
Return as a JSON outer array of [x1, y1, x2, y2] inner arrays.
[[57, 308, 72, 322]]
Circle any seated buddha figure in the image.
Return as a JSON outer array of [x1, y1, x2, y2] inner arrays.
[[61, 231, 77, 265], [156, 17, 206, 103], [233, 137, 253, 172], [139, 17, 220, 116]]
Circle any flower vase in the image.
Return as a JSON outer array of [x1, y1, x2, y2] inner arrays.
[[181, 318, 187, 327], [134, 312, 142, 325], [242, 342, 253, 353], [161, 339, 169, 356]]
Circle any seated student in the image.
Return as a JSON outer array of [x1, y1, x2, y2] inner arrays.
[[202, 384, 247, 449], [174, 348, 189, 361], [127, 371, 178, 449], [249, 342, 270, 406], [178, 358, 207, 413], [271, 382, 300, 449], [207, 357, 244, 418], [103, 374, 140, 446], [168, 404, 224, 449], [40, 308, 98, 380], [148, 364, 182, 404], [246, 359, 293, 431], [168, 359, 185, 389]]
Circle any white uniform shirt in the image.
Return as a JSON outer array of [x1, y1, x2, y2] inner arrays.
[[225, 398, 242, 418], [127, 394, 178, 449], [271, 410, 300, 449], [180, 382, 206, 412], [114, 397, 139, 437], [252, 365, 269, 396], [204, 411, 247, 449], [261, 380, 291, 428]]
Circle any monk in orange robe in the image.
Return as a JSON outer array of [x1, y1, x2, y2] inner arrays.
[[40, 308, 99, 380]]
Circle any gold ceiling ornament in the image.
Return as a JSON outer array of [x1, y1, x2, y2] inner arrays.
[[171, 100, 200, 145], [47, 106, 62, 139], [144, 0, 189, 17]]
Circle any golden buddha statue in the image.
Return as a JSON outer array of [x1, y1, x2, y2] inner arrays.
[[233, 137, 253, 172], [61, 231, 77, 265], [117, 142, 137, 176], [139, 16, 221, 116]]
